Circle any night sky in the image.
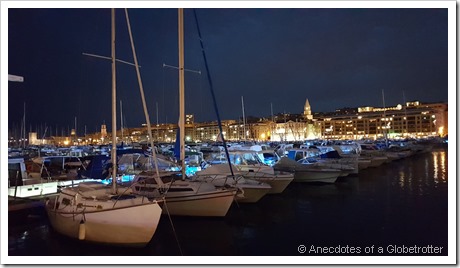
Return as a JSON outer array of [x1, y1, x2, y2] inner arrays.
[[7, 6, 449, 136]]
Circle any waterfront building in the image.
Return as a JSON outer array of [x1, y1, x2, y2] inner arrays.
[[268, 120, 317, 142], [314, 101, 447, 140], [28, 132, 51, 145], [11, 100, 447, 147]]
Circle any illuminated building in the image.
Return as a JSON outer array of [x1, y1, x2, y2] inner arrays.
[[26, 100, 447, 147], [125, 100, 447, 143], [303, 98, 313, 120], [314, 101, 448, 140]]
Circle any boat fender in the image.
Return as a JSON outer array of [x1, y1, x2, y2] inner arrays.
[[78, 220, 86, 240], [236, 188, 245, 198]]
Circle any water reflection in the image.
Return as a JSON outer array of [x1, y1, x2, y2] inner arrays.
[[433, 152, 439, 182], [398, 171, 405, 188], [394, 148, 448, 195], [432, 151, 447, 183]]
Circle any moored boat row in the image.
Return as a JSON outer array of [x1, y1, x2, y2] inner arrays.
[[8, 137, 441, 248]]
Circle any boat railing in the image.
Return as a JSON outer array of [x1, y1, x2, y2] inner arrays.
[[113, 180, 166, 208], [193, 173, 243, 188]]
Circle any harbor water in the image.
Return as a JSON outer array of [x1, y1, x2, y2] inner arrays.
[[7, 145, 448, 258]]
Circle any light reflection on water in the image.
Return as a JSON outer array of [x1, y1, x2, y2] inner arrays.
[[432, 151, 447, 183], [398, 171, 405, 188], [433, 152, 439, 182], [396, 148, 448, 195]]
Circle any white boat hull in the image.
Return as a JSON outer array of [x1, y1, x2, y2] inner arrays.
[[273, 157, 341, 183], [252, 175, 293, 194], [8, 181, 58, 198], [292, 169, 341, 183], [232, 163, 294, 194], [132, 172, 238, 217], [358, 159, 372, 170], [161, 189, 236, 217], [46, 189, 162, 246], [193, 164, 271, 203], [236, 186, 271, 203]]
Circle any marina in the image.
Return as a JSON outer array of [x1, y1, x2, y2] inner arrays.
[[4, 4, 453, 265], [7, 144, 448, 260]]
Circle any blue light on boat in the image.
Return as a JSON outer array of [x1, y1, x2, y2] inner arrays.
[[100, 174, 134, 185], [185, 166, 201, 176]]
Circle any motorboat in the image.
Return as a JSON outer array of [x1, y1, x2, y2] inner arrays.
[[131, 171, 237, 217], [194, 164, 271, 203], [273, 157, 342, 183]]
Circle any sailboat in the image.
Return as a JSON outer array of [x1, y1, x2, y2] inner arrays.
[[127, 8, 237, 217], [45, 9, 163, 246]]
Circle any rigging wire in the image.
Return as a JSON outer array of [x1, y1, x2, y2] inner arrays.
[[125, 8, 183, 254], [124, 8, 163, 185], [162, 180, 184, 256], [193, 9, 235, 178]]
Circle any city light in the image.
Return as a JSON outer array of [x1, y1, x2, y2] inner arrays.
[[438, 126, 444, 137]]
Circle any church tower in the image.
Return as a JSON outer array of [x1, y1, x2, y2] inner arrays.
[[101, 123, 107, 139], [303, 98, 313, 120]]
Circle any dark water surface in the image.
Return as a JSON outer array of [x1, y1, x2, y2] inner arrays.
[[8, 145, 449, 257]]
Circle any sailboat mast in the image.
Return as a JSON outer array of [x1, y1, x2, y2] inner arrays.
[[120, 100, 124, 142], [156, 102, 159, 125], [271, 102, 274, 142], [403, 90, 407, 137], [242, 96, 246, 141], [271, 102, 274, 122], [75, 116, 77, 137], [111, 8, 117, 194], [178, 8, 186, 179], [22, 102, 26, 148], [382, 89, 388, 147], [156, 102, 159, 141]]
